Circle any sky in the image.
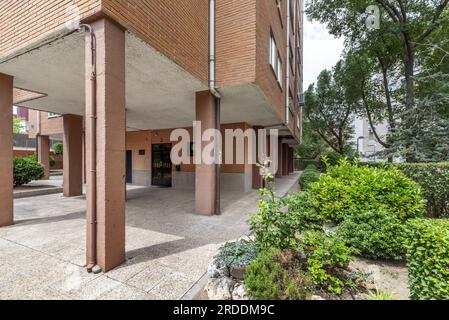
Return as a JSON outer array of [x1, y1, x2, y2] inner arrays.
[[303, 15, 345, 90]]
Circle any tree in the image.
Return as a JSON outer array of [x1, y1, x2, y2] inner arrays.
[[304, 62, 355, 156], [13, 117, 25, 134], [306, 0, 449, 162]]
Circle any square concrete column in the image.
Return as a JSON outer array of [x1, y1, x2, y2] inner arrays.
[[86, 18, 126, 272], [37, 135, 50, 180], [195, 90, 220, 215], [282, 144, 289, 176], [276, 138, 283, 177], [289, 148, 295, 173], [63, 114, 83, 197], [0, 73, 14, 227]]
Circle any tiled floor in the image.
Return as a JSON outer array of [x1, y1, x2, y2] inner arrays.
[[0, 173, 300, 300]]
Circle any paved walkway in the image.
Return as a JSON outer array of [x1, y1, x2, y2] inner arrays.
[[0, 173, 300, 300]]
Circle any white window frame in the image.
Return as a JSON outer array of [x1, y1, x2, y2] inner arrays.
[[277, 54, 283, 87], [269, 32, 277, 71], [48, 112, 60, 119]]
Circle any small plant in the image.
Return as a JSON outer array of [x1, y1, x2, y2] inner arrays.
[[405, 219, 449, 300], [299, 231, 354, 295], [245, 249, 313, 300], [53, 143, 63, 155], [366, 289, 396, 300], [338, 210, 408, 260], [216, 240, 259, 269], [13, 156, 45, 187]]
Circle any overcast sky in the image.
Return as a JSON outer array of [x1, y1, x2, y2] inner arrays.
[[303, 15, 345, 90]]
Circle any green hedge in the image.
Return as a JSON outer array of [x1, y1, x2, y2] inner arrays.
[[13, 156, 45, 187], [338, 210, 407, 260], [398, 163, 449, 218], [309, 160, 426, 224], [295, 159, 320, 171], [298, 166, 321, 190], [362, 162, 449, 218], [406, 219, 449, 300]]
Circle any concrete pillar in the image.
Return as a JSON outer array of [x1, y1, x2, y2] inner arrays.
[[195, 90, 219, 215], [0, 73, 14, 227], [252, 127, 264, 189], [63, 114, 83, 197], [86, 18, 126, 272], [276, 138, 283, 177], [38, 135, 50, 180], [282, 144, 289, 176], [289, 148, 295, 173]]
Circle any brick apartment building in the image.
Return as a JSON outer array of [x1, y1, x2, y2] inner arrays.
[[0, 0, 304, 272]]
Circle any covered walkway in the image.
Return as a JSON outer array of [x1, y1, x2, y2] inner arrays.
[[0, 173, 300, 300]]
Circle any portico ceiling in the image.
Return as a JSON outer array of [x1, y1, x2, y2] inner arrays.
[[0, 31, 281, 130]]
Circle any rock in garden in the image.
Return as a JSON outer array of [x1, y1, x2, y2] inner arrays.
[[230, 267, 246, 280], [207, 260, 230, 278], [205, 277, 235, 300], [232, 283, 247, 300], [311, 295, 325, 301]]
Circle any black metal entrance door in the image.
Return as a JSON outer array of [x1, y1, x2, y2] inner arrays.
[[126, 150, 133, 184], [152, 144, 172, 187]]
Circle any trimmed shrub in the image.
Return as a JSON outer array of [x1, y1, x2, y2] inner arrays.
[[215, 240, 259, 269], [406, 219, 449, 300], [308, 159, 426, 224], [398, 163, 449, 218], [299, 231, 353, 295], [298, 166, 321, 190], [295, 159, 320, 171], [53, 143, 63, 155], [285, 192, 324, 232], [13, 156, 45, 187], [338, 210, 407, 260], [245, 249, 313, 300]]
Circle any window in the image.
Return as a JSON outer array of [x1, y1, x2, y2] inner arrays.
[[269, 32, 277, 70], [277, 54, 283, 87], [48, 112, 60, 118]]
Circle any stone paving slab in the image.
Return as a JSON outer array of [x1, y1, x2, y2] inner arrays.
[[0, 173, 300, 300]]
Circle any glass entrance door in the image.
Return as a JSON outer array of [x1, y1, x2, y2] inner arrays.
[[152, 144, 172, 187]]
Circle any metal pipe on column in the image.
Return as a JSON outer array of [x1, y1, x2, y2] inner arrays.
[[80, 24, 98, 273]]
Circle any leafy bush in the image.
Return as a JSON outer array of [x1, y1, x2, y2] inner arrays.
[[245, 249, 313, 300], [338, 210, 407, 260], [249, 189, 302, 250], [53, 143, 63, 155], [49, 155, 56, 168], [216, 240, 259, 269], [285, 192, 324, 232], [309, 159, 426, 224], [299, 231, 353, 295], [299, 167, 321, 190], [398, 163, 449, 218], [405, 219, 449, 300], [13, 156, 45, 187]]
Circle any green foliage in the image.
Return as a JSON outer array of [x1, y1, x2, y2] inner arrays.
[[406, 219, 449, 300], [338, 210, 407, 260], [49, 156, 56, 168], [245, 249, 313, 300], [286, 192, 324, 233], [295, 159, 320, 171], [53, 143, 63, 155], [299, 166, 321, 190], [299, 231, 353, 295], [13, 117, 25, 134], [249, 189, 301, 250], [398, 163, 449, 218], [215, 240, 259, 269], [366, 289, 396, 301], [13, 156, 45, 187], [309, 159, 426, 224]]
